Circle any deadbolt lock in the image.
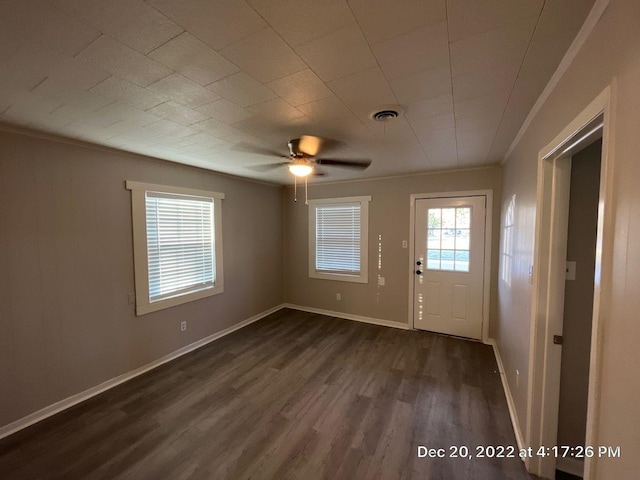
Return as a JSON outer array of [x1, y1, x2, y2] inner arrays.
[[553, 335, 563, 345]]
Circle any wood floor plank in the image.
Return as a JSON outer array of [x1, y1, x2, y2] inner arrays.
[[0, 309, 537, 479]]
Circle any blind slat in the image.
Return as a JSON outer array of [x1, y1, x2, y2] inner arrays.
[[146, 194, 216, 301], [315, 203, 361, 274]]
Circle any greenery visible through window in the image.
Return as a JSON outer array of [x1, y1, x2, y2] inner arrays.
[[427, 207, 471, 272]]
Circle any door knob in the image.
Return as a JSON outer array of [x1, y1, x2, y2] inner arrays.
[[416, 270, 422, 275], [416, 261, 422, 266]]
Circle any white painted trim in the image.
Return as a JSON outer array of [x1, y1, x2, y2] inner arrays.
[[502, 0, 610, 163], [539, 90, 609, 162], [488, 339, 525, 452], [127, 181, 225, 316], [0, 304, 284, 441], [307, 195, 371, 205], [482, 192, 493, 344], [125, 181, 225, 199], [283, 303, 410, 330], [408, 190, 493, 343], [557, 456, 584, 477], [583, 82, 615, 480], [527, 86, 613, 480]]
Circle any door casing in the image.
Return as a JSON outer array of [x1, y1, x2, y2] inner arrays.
[[408, 189, 493, 343], [527, 86, 614, 480]]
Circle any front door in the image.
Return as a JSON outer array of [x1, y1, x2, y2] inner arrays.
[[413, 196, 486, 339]]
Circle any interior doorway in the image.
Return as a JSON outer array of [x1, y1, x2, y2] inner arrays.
[[556, 139, 602, 479], [527, 86, 614, 480]]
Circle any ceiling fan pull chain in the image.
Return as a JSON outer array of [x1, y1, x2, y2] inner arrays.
[[294, 175, 297, 202], [305, 175, 308, 205]]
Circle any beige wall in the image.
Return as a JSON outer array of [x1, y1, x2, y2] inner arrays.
[[283, 167, 502, 332], [557, 140, 601, 449], [497, 0, 640, 477], [0, 129, 284, 429]]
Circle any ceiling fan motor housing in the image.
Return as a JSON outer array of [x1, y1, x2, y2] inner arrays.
[[288, 138, 304, 157]]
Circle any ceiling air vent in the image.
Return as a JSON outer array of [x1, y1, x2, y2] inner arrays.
[[369, 106, 403, 122]]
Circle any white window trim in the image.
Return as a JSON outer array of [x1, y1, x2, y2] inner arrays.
[[126, 181, 224, 316], [308, 195, 371, 284]]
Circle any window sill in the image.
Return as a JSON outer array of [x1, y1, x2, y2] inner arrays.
[[309, 271, 368, 284], [136, 284, 224, 316]]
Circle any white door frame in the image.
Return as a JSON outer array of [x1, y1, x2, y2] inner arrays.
[[526, 86, 615, 479], [408, 190, 493, 343]]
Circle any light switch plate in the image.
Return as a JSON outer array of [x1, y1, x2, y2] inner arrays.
[[566, 261, 576, 280]]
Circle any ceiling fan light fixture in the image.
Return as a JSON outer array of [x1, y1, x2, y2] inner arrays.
[[288, 163, 314, 177]]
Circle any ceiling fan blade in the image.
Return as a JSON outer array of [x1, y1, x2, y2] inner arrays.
[[247, 162, 288, 172], [315, 158, 372, 169], [298, 135, 344, 157], [232, 142, 286, 158], [298, 135, 323, 157]]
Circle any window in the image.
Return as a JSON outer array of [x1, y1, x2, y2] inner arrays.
[[126, 181, 224, 315], [426, 206, 471, 272], [308, 196, 371, 283]]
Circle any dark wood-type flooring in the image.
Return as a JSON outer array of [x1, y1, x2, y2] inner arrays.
[[0, 308, 537, 479]]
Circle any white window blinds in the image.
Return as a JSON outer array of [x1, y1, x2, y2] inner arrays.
[[145, 192, 215, 302], [315, 202, 361, 275]]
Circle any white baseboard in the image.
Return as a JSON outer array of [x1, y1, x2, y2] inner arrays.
[[487, 339, 525, 453], [557, 456, 584, 477], [0, 304, 285, 441], [283, 303, 410, 330]]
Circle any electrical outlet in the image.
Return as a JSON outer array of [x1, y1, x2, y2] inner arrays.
[[127, 293, 135, 305], [181, 321, 187, 332], [336, 293, 341, 301], [402, 240, 408, 249]]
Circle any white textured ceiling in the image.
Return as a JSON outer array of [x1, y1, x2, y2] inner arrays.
[[0, 0, 595, 184]]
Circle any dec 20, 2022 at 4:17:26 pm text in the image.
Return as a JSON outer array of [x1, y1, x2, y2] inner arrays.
[[417, 445, 622, 460]]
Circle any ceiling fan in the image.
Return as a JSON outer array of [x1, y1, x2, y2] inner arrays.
[[237, 135, 372, 178]]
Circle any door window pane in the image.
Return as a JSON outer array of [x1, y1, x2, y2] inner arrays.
[[425, 206, 471, 272], [454, 250, 470, 271], [428, 208, 441, 228], [427, 229, 441, 249], [427, 249, 441, 269], [456, 229, 470, 250], [440, 250, 455, 270], [456, 208, 470, 228], [441, 229, 455, 249], [442, 208, 456, 228]]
